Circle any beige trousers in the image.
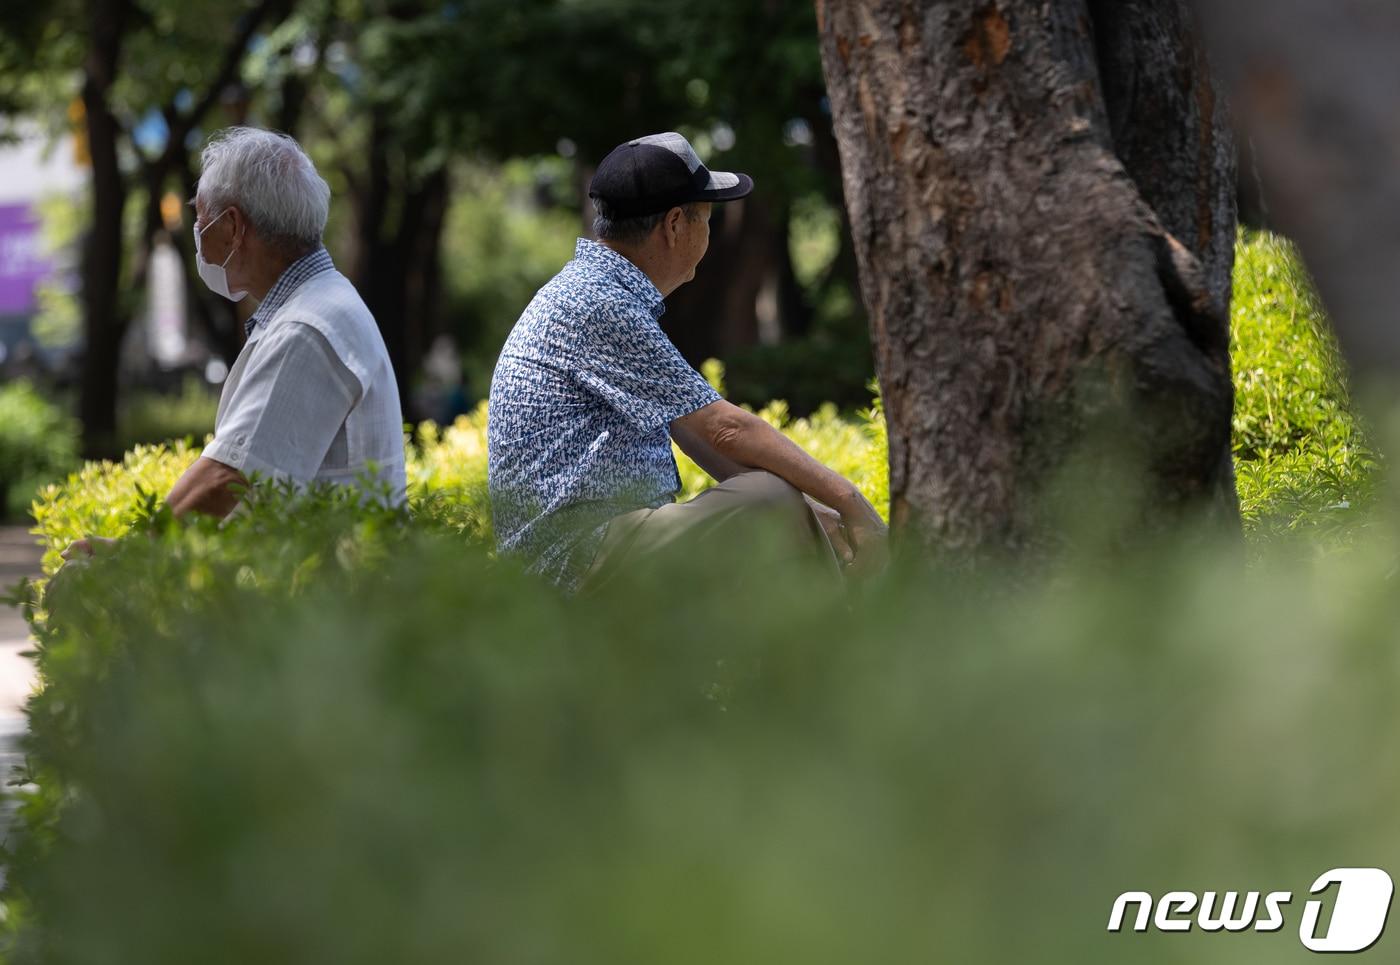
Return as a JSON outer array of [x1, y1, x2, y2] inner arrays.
[[580, 470, 843, 592]]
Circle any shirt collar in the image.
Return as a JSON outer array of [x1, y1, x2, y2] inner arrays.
[[573, 238, 665, 318], [246, 245, 336, 337]]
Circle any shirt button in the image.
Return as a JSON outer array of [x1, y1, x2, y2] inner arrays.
[[236, 434, 248, 445]]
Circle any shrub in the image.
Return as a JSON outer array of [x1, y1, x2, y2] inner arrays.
[[405, 402, 493, 542], [26, 376, 887, 578], [0, 382, 79, 523], [6, 499, 1400, 964], [1229, 230, 1380, 545], [27, 441, 200, 575], [28, 406, 495, 576]]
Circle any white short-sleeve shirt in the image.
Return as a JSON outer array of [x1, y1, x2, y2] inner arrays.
[[202, 259, 407, 506]]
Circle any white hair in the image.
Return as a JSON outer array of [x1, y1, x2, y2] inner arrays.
[[196, 127, 330, 252]]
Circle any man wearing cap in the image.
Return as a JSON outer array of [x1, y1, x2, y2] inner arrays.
[[487, 132, 888, 592]]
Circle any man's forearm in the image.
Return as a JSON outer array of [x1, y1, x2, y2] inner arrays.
[[713, 409, 870, 516], [669, 400, 888, 575], [671, 422, 751, 482], [166, 456, 248, 519]]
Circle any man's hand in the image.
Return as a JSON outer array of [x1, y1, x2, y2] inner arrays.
[[805, 497, 855, 566], [60, 536, 118, 561], [674, 400, 892, 579], [827, 490, 888, 581]]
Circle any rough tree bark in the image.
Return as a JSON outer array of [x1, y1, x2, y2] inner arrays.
[[74, 0, 291, 455], [815, 0, 1237, 557]]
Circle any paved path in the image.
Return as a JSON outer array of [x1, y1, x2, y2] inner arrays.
[[0, 526, 41, 708], [0, 525, 42, 877]]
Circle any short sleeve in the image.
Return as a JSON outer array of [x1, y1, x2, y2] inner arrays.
[[571, 302, 722, 433], [202, 322, 361, 481]]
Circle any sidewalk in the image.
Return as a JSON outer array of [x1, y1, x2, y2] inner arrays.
[[0, 526, 41, 713], [0, 525, 42, 870]]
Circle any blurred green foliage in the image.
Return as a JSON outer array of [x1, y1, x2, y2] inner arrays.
[[440, 161, 580, 396], [6, 480, 1400, 963], [0, 382, 78, 522], [27, 195, 84, 351], [114, 377, 220, 453], [719, 195, 872, 413]]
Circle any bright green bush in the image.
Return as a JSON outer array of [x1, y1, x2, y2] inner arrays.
[[26, 375, 886, 577], [0, 382, 79, 522], [405, 402, 493, 541], [1229, 230, 1380, 544], [28, 441, 200, 574]]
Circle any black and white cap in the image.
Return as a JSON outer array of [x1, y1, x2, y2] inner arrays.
[[589, 132, 753, 219]]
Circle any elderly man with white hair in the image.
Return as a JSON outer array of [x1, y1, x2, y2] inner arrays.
[[63, 127, 404, 559]]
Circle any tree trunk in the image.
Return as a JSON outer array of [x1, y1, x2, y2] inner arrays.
[[405, 165, 450, 375], [774, 214, 813, 340], [815, 0, 1237, 558], [350, 114, 448, 424], [78, 0, 131, 459]]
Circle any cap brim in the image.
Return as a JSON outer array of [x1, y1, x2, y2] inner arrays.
[[696, 171, 753, 203]]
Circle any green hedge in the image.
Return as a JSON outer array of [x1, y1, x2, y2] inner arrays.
[[7, 494, 1400, 964], [1230, 230, 1379, 544], [0, 382, 77, 522], [25, 371, 887, 577], [0, 230, 1389, 963]]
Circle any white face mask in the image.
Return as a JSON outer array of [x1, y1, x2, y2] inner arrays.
[[193, 208, 248, 302]]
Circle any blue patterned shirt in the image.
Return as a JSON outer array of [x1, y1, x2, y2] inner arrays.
[[246, 245, 335, 337], [488, 238, 722, 590]]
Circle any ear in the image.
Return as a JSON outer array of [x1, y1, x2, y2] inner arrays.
[[665, 206, 686, 248], [226, 205, 247, 246]]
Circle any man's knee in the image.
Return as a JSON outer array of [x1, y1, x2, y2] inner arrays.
[[728, 470, 807, 519]]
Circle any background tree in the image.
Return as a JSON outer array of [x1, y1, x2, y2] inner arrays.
[[362, 0, 875, 412], [816, 0, 1238, 558], [2, 0, 884, 444], [0, 0, 297, 456]]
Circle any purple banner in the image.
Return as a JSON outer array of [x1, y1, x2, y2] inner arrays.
[[0, 204, 52, 315]]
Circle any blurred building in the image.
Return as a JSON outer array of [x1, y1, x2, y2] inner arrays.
[[0, 128, 85, 378]]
